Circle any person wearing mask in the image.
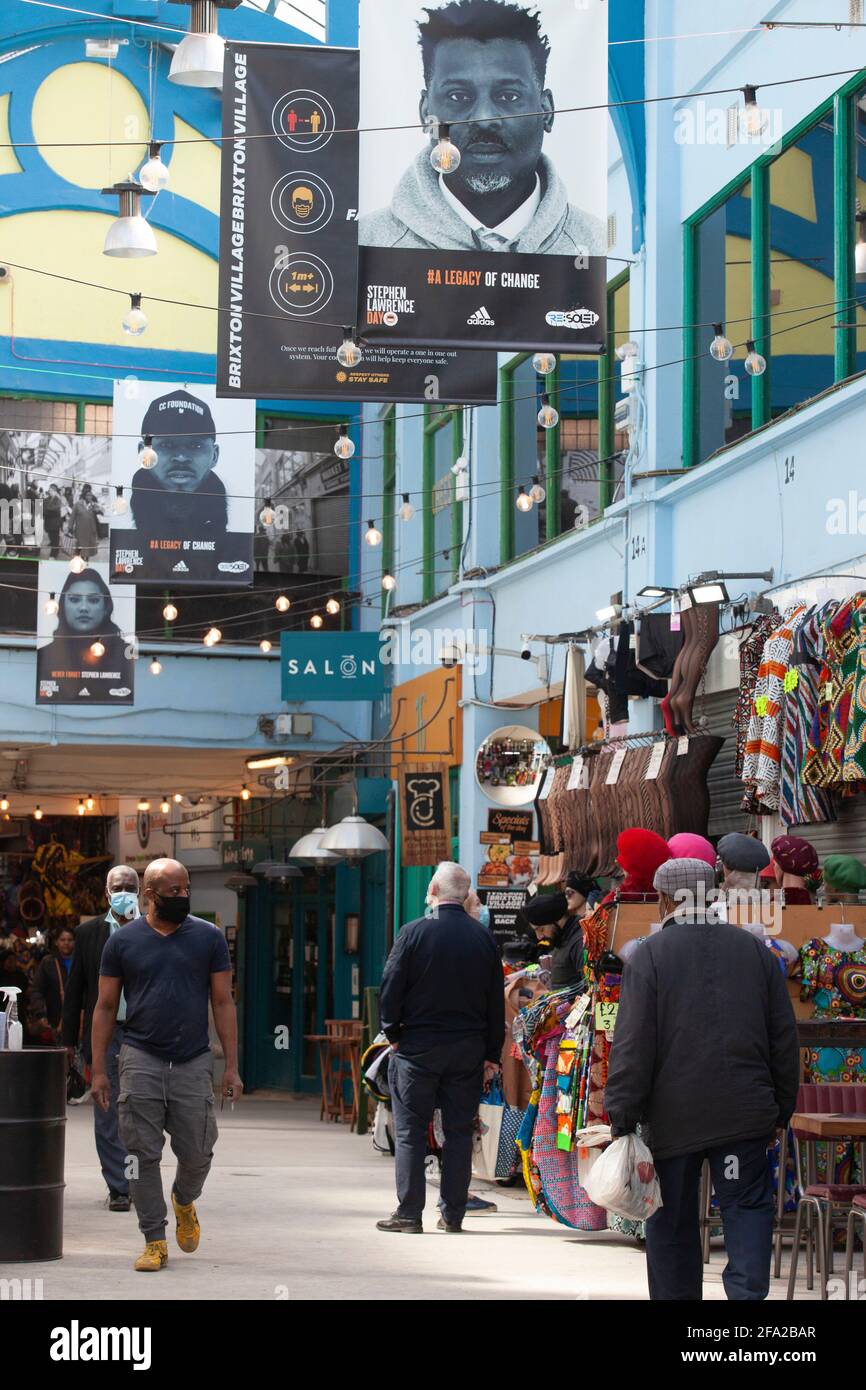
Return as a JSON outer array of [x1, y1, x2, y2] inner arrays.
[[29, 926, 75, 1040], [463, 888, 491, 928], [61, 865, 140, 1211], [605, 857, 800, 1302], [377, 861, 505, 1235], [91, 857, 242, 1272], [522, 891, 583, 989]]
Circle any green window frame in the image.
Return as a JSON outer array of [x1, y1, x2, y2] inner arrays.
[[381, 405, 396, 616], [422, 404, 463, 602], [683, 70, 863, 468]]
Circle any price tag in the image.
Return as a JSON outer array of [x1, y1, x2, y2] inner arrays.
[[538, 767, 556, 800], [595, 1001, 619, 1037], [565, 994, 591, 1030], [605, 747, 628, 785], [644, 741, 665, 781], [670, 597, 681, 633], [677, 736, 690, 757], [567, 755, 587, 791]]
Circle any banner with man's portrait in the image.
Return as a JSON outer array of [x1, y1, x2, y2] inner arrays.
[[36, 559, 136, 706], [109, 381, 255, 587], [358, 0, 608, 351]]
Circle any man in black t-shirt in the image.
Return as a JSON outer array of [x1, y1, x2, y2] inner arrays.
[[92, 857, 242, 1273]]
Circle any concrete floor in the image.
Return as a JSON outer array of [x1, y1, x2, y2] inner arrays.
[[8, 1097, 823, 1301]]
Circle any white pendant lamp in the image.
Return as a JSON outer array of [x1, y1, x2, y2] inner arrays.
[[169, 1, 228, 89], [102, 181, 156, 258], [289, 826, 341, 867], [320, 814, 388, 862]]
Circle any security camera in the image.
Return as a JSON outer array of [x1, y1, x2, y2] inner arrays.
[[520, 644, 532, 661], [438, 642, 462, 669]]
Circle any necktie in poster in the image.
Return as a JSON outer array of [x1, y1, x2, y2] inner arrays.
[[109, 381, 255, 587], [36, 560, 136, 706], [216, 41, 497, 405], [358, 0, 608, 352]]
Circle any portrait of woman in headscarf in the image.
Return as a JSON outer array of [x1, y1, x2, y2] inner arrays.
[[36, 567, 133, 704]]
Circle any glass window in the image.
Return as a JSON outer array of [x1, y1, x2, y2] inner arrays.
[[768, 114, 836, 414], [82, 403, 113, 436], [695, 179, 753, 462], [0, 397, 77, 432]]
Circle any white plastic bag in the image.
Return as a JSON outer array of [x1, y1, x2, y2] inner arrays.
[[583, 1133, 663, 1221]]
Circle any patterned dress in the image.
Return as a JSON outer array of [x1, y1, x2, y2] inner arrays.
[[734, 615, 778, 782], [799, 937, 866, 1183], [803, 596, 866, 791], [843, 598, 866, 785], [779, 605, 836, 828], [742, 605, 807, 812]]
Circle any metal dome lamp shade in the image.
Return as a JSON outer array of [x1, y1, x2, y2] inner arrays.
[[320, 813, 388, 863], [102, 182, 156, 258], [169, 1, 231, 88], [289, 826, 341, 867], [224, 872, 258, 895]]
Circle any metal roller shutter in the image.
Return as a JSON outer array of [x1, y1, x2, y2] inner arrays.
[[794, 795, 866, 859], [696, 688, 746, 838]]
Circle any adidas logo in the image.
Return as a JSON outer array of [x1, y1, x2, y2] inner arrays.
[[172, 560, 189, 572], [467, 306, 495, 326], [78, 688, 90, 697]]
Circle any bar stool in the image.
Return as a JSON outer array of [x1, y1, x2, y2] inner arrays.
[[324, 1020, 364, 1129], [844, 1194, 866, 1300]]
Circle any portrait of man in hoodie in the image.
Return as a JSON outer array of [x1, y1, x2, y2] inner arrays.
[[359, 0, 606, 257]]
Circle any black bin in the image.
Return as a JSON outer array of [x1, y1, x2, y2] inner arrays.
[[0, 1048, 66, 1261]]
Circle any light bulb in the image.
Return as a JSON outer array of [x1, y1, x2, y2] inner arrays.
[[275, 594, 291, 613], [0, 796, 9, 812], [709, 323, 733, 362], [90, 639, 105, 658], [537, 395, 559, 430], [34, 805, 43, 820], [173, 792, 183, 803], [203, 627, 222, 647], [162, 602, 178, 622], [399, 493, 415, 522], [532, 351, 557, 376], [137, 798, 150, 812], [334, 426, 355, 460], [259, 500, 275, 526], [382, 571, 397, 592], [139, 142, 169, 193], [516, 487, 533, 513], [336, 331, 362, 368], [365, 520, 382, 547], [744, 341, 766, 377], [122, 293, 148, 336], [741, 85, 767, 138], [259, 639, 273, 653], [431, 123, 461, 173], [43, 592, 59, 617], [149, 656, 163, 675], [310, 614, 324, 629], [69, 552, 86, 575], [241, 785, 251, 801], [530, 476, 546, 504], [78, 800, 85, 816], [113, 486, 128, 515], [160, 798, 170, 814], [140, 436, 158, 469], [86, 795, 94, 810], [325, 598, 341, 616]]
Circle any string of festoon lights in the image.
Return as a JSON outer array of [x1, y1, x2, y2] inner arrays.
[[0, 789, 258, 821]]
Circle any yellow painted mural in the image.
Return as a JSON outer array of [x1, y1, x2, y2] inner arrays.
[[0, 93, 22, 177], [31, 63, 149, 190]]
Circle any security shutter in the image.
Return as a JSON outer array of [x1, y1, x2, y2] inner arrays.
[[696, 688, 743, 837], [794, 794, 866, 859]]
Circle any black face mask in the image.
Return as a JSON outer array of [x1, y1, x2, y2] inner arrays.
[[154, 893, 190, 925]]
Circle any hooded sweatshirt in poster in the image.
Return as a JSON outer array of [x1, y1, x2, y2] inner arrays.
[[109, 383, 255, 587]]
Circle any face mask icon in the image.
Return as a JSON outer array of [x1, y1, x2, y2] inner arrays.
[[292, 186, 314, 220]]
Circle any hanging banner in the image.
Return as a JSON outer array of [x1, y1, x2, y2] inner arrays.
[[398, 762, 451, 867], [109, 381, 255, 587], [216, 41, 496, 404], [36, 559, 136, 706], [358, 0, 607, 351]]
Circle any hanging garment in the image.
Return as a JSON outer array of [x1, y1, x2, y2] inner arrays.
[[843, 597, 866, 785], [733, 614, 778, 779], [613, 623, 668, 701], [666, 733, 724, 837], [803, 595, 866, 790], [779, 603, 836, 827], [742, 604, 808, 811], [799, 936, 866, 1183], [635, 611, 684, 682], [665, 602, 721, 735], [560, 645, 587, 751]]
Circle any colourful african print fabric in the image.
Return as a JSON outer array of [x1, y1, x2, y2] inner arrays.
[[799, 937, 866, 1184], [803, 596, 866, 790], [742, 605, 807, 812], [843, 597, 866, 785], [734, 615, 778, 780], [779, 605, 836, 827]]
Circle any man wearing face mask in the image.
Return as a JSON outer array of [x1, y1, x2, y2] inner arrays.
[[61, 864, 141, 1212], [90, 858, 241, 1272], [522, 891, 583, 989]]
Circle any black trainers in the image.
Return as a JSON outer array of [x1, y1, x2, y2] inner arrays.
[[376, 1213, 423, 1234], [108, 1191, 132, 1212], [436, 1216, 463, 1233]]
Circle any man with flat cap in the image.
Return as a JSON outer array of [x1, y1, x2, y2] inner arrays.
[[606, 856, 800, 1302], [112, 389, 251, 582], [718, 833, 796, 968], [523, 890, 583, 989]]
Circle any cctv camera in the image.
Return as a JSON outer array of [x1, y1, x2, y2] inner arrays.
[[520, 644, 532, 661], [439, 642, 461, 669]]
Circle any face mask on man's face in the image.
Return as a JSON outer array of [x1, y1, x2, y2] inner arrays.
[[109, 890, 139, 922], [478, 905, 491, 929], [153, 892, 190, 924]]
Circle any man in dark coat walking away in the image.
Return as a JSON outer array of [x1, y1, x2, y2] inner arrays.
[[605, 857, 800, 1302], [377, 862, 505, 1234]]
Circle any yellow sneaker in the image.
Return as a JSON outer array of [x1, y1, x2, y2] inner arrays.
[[171, 1189, 201, 1253], [134, 1240, 168, 1272]]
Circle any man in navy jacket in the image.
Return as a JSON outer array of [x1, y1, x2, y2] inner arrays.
[[377, 862, 505, 1234]]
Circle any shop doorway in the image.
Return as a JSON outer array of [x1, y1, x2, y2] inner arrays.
[[244, 876, 335, 1093]]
